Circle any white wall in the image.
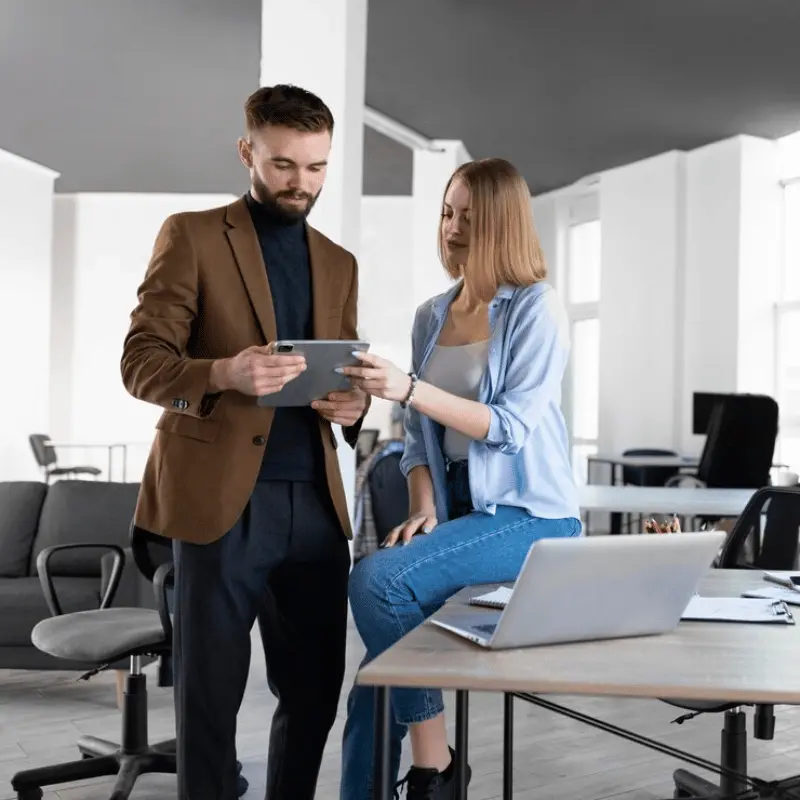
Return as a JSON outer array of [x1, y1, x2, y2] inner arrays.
[[681, 136, 782, 453], [681, 138, 743, 453], [359, 196, 414, 436], [536, 134, 784, 462], [599, 151, 686, 455], [0, 149, 59, 481], [50, 193, 236, 481]]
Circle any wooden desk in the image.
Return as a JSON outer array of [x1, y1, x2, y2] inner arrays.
[[358, 571, 800, 799], [579, 485, 755, 521]]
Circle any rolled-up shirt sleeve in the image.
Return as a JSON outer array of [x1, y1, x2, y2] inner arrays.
[[399, 304, 430, 477], [484, 286, 571, 455]]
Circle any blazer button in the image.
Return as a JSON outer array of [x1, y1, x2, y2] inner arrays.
[[253, 435, 266, 446]]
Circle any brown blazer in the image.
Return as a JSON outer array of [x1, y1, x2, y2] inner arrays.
[[121, 196, 365, 545]]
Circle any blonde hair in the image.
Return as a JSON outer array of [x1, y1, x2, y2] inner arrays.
[[438, 158, 547, 302]]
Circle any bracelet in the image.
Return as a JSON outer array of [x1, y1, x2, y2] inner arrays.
[[400, 372, 419, 408]]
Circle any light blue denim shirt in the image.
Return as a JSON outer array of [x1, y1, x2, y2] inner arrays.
[[399, 280, 580, 524]]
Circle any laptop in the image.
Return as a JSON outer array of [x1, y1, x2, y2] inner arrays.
[[429, 531, 727, 649]]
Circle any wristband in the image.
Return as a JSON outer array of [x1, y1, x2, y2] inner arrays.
[[401, 372, 419, 409]]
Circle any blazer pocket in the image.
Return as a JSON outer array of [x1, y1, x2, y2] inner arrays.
[[156, 412, 221, 443]]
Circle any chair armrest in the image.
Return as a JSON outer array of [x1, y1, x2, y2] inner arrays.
[[101, 547, 154, 609], [153, 561, 174, 645], [36, 544, 126, 617], [665, 474, 707, 488]]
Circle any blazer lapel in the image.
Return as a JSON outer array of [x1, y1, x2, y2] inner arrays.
[[307, 226, 334, 340], [224, 197, 277, 344]]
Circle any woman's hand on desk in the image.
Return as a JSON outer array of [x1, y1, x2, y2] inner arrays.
[[381, 510, 438, 548]]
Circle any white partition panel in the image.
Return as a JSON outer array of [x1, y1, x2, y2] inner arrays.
[[50, 193, 236, 482], [0, 149, 59, 481]]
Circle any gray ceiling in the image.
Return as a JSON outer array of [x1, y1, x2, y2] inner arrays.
[[1, 0, 799, 196], [0, 0, 261, 195], [366, 0, 800, 194]]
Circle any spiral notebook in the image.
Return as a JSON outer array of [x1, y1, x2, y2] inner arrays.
[[469, 586, 513, 609]]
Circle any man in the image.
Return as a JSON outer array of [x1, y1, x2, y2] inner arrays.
[[121, 84, 368, 800]]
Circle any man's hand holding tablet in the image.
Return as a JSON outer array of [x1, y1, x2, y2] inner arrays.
[[208, 342, 307, 396]]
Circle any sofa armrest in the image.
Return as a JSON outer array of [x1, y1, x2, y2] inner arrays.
[[37, 544, 125, 616]]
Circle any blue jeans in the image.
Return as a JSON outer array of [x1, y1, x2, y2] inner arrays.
[[340, 467, 581, 799]]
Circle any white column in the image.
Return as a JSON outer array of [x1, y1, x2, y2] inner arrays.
[[260, 0, 367, 257], [261, 0, 368, 522], [598, 151, 686, 455], [411, 141, 471, 309], [0, 149, 58, 481], [682, 135, 782, 453]]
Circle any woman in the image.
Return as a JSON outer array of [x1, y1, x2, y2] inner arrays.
[[337, 158, 581, 800]]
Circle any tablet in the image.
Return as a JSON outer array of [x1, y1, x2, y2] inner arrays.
[[256, 340, 370, 407]]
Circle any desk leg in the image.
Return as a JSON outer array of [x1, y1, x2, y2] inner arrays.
[[503, 693, 513, 800], [455, 690, 469, 800], [373, 686, 391, 800]]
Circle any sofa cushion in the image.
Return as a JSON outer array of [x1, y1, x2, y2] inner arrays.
[[0, 576, 100, 646], [31, 481, 139, 577], [0, 482, 47, 577]]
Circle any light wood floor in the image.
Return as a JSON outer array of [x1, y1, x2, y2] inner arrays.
[[2, 623, 800, 800]]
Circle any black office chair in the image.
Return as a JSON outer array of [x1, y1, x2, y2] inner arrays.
[[369, 450, 409, 547], [29, 433, 102, 484], [662, 486, 800, 799], [10, 526, 248, 799], [620, 448, 682, 532], [356, 427, 381, 468]]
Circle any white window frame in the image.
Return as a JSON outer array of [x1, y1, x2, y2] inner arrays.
[[774, 177, 800, 466], [557, 190, 601, 482]]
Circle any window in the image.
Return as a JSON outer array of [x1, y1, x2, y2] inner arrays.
[[564, 217, 601, 483], [776, 181, 800, 471]]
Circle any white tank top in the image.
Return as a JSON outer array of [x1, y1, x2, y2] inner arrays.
[[423, 340, 490, 462]]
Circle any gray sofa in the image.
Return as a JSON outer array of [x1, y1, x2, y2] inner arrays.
[[0, 479, 142, 671]]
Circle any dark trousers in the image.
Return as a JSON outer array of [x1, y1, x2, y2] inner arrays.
[[172, 479, 351, 800]]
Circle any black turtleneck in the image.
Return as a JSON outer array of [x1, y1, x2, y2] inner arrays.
[[245, 191, 321, 482]]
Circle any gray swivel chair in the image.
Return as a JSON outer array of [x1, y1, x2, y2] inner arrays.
[[29, 434, 102, 483], [663, 486, 800, 799], [9, 525, 248, 800], [10, 527, 173, 800]]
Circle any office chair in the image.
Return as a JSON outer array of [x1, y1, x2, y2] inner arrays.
[[620, 448, 682, 532], [356, 427, 381, 468], [662, 486, 800, 799], [29, 433, 102, 484], [10, 526, 248, 799], [670, 395, 779, 491], [369, 450, 409, 547]]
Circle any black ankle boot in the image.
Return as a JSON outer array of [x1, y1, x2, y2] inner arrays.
[[393, 747, 471, 799]]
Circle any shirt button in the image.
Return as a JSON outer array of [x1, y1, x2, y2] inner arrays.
[[252, 435, 266, 446]]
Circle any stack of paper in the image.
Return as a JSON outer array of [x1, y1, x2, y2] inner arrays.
[[469, 587, 512, 609], [682, 596, 794, 624]]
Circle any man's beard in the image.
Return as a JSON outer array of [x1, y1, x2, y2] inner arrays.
[[252, 174, 320, 223]]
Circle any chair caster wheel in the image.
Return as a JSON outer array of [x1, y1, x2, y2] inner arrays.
[[673, 790, 693, 799], [17, 790, 43, 800], [237, 772, 249, 796]]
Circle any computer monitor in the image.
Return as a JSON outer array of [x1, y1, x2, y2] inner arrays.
[[692, 392, 732, 435]]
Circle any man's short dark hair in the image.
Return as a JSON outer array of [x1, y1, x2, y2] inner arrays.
[[244, 84, 334, 134]]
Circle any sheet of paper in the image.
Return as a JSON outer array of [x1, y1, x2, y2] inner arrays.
[[743, 587, 800, 606], [469, 586, 513, 609], [763, 572, 800, 591], [682, 595, 794, 624]]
